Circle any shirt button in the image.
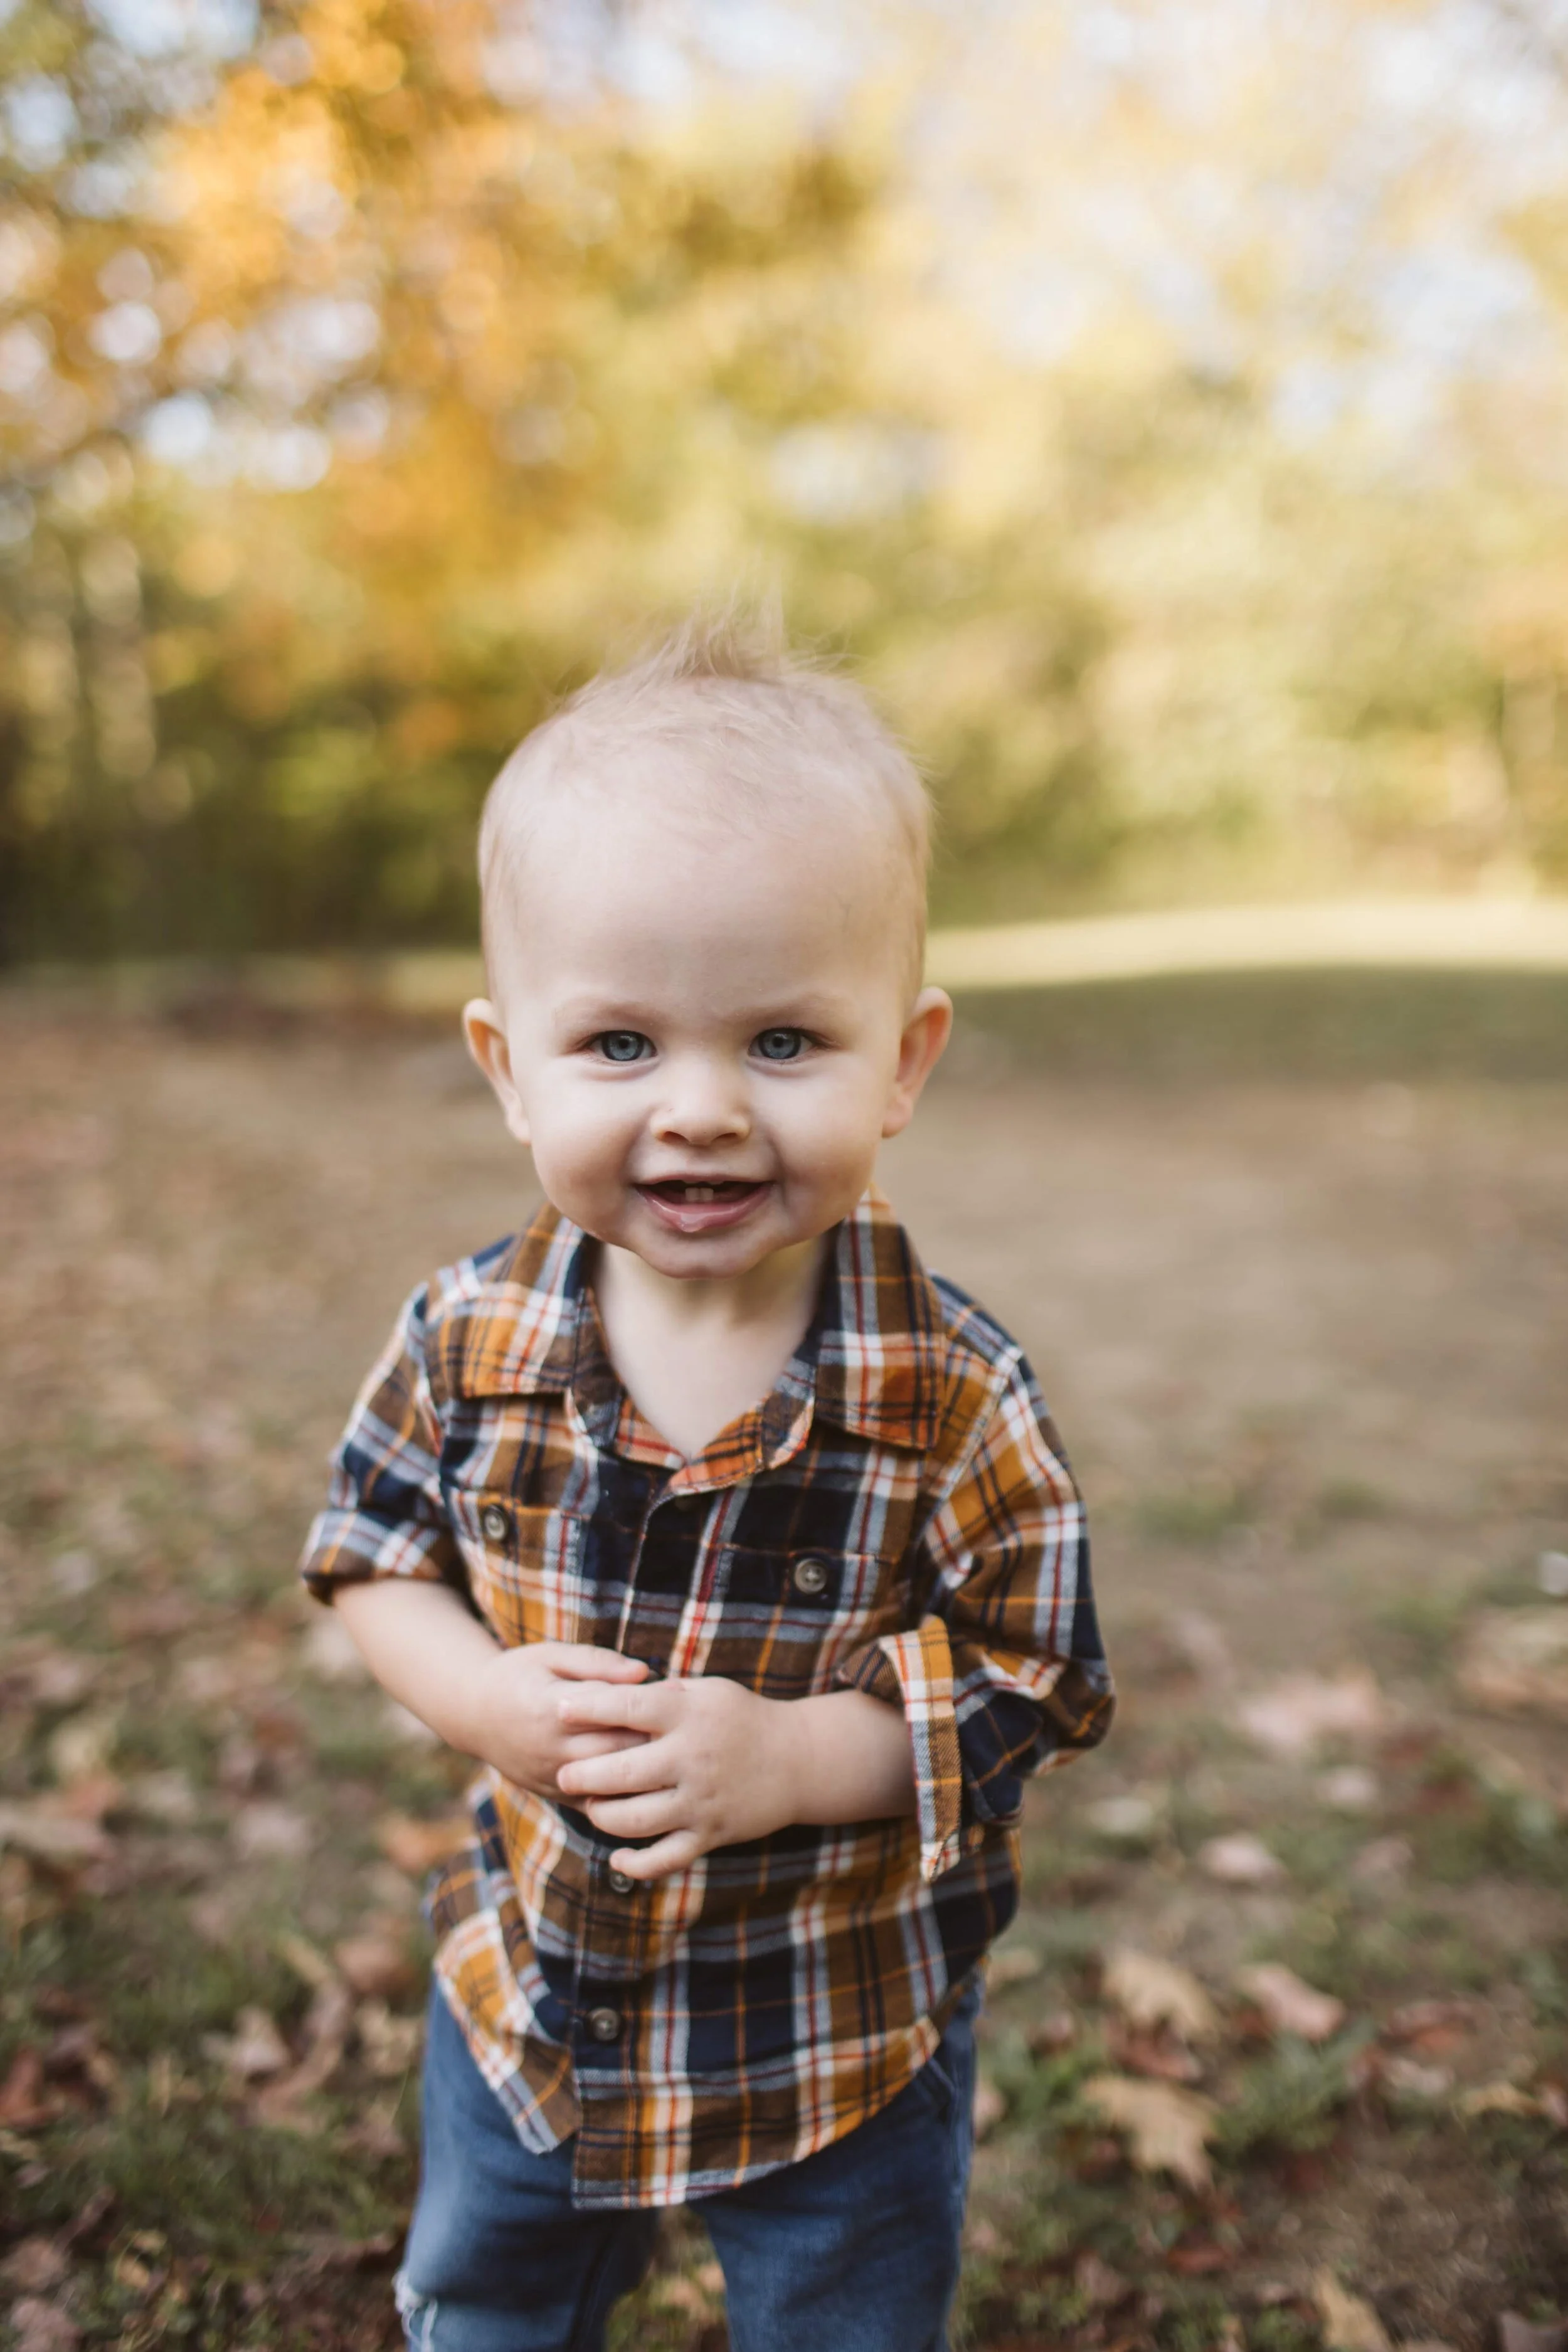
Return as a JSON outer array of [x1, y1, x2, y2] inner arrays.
[[792, 1554, 830, 1597], [607, 1868, 637, 1897], [480, 1503, 511, 1544], [586, 2005, 623, 2043]]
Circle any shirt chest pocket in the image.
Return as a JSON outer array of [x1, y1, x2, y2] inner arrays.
[[708, 1544, 901, 1698], [448, 1492, 590, 1650]]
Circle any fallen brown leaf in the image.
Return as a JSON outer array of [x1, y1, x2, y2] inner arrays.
[[1458, 2081, 1540, 2119], [203, 2005, 292, 2080], [0, 2240, 70, 2295], [1315, 2270, 1392, 2352], [334, 1931, 417, 2001], [1075, 2251, 1130, 2307], [252, 1981, 355, 2126], [1237, 1670, 1385, 1758], [1081, 2074, 1218, 2191], [972, 2073, 1007, 2140], [1196, 1833, 1285, 1887], [7, 2301, 81, 2352], [1234, 1963, 1346, 2043], [1498, 2318, 1568, 2352], [1166, 2238, 1234, 2276], [1110, 2025, 1205, 2084], [230, 1803, 312, 1861], [1381, 2055, 1453, 2099], [356, 1996, 423, 2082], [1025, 2009, 1078, 2055], [1104, 1947, 1219, 2043], [336, 2097, 406, 2160], [276, 1929, 337, 1989], [986, 1942, 1043, 1990], [1385, 1998, 1476, 2050], [1458, 1610, 1568, 1715], [376, 1812, 472, 1876], [0, 2050, 61, 2131], [0, 1801, 112, 1868], [1348, 1836, 1412, 1886]]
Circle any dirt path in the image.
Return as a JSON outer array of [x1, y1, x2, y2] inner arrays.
[[2, 1003, 1565, 2349]]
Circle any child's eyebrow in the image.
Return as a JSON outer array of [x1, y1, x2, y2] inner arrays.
[[549, 988, 857, 1034]]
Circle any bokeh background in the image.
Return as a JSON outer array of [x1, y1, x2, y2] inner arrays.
[[7, 0, 1568, 960], [4, 7, 1568, 2352]]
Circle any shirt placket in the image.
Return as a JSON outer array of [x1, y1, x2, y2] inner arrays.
[[561, 1298, 820, 2197]]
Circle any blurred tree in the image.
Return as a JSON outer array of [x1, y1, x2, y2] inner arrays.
[[3, 0, 1568, 962]]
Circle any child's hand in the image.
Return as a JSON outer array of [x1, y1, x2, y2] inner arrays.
[[554, 1675, 796, 1880], [470, 1642, 652, 1802]]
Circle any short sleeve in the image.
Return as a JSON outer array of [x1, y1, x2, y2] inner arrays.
[[835, 1353, 1113, 1881], [298, 1283, 463, 1602]]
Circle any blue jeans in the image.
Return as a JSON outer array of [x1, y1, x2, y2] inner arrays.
[[396, 1979, 981, 2352]]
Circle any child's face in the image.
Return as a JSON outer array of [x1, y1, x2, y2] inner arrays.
[[465, 776, 950, 1285]]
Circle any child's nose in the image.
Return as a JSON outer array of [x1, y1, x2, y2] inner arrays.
[[650, 1058, 751, 1147]]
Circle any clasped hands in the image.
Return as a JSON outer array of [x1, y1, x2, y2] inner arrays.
[[470, 1640, 800, 1883]]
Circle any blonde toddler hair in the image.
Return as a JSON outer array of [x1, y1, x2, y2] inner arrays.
[[478, 612, 932, 1002]]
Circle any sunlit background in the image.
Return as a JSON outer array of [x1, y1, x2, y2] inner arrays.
[[6, 0, 1568, 963], [5, 9, 1568, 2349]]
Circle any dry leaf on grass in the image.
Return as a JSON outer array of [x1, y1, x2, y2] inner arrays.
[[0, 2239, 70, 2295], [1457, 1611, 1568, 1715], [1234, 1963, 1346, 2043], [7, 2301, 81, 2352], [986, 1942, 1043, 1990], [1086, 1793, 1162, 1846], [334, 1931, 417, 2001], [0, 2050, 62, 2130], [336, 2097, 406, 2161], [1381, 2055, 1452, 2099], [1196, 1833, 1285, 1887], [1081, 2074, 1218, 2191], [376, 1812, 472, 1875], [1385, 1998, 1475, 2048], [1318, 1766, 1380, 1813], [972, 2073, 1007, 2140], [1315, 2271, 1392, 2352], [357, 1997, 423, 2082], [203, 2005, 291, 2080], [1498, 2317, 1568, 2352], [230, 1803, 312, 1861], [1075, 2252, 1130, 2308], [1349, 1837, 1412, 1886], [1237, 1670, 1385, 1758], [1104, 1948, 1219, 2043], [1458, 2081, 1540, 2119], [299, 1612, 371, 1683], [0, 1801, 112, 1867], [253, 1982, 356, 2126]]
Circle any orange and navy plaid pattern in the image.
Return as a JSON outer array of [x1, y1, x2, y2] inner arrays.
[[300, 1188, 1113, 2208]]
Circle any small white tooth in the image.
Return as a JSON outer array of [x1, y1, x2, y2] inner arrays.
[[689, 1184, 714, 1200]]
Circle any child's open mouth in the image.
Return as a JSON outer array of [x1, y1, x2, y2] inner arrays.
[[637, 1178, 771, 1234]]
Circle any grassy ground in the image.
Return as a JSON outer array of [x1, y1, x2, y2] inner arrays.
[[2, 975, 1566, 2349]]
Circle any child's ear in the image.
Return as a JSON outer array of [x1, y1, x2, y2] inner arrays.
[[463, 999, 532, 1147], [881, 987, 953, 1139]]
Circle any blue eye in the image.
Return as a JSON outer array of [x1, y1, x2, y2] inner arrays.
[[755, 1028, 807, 1062], [595, 1031, 652, 1064]]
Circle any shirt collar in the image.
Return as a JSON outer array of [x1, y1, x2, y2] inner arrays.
[[440, 1188, 946, 1453]]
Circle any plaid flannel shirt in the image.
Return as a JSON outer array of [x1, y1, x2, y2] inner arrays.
[[300, 1187, 1112, 2208]]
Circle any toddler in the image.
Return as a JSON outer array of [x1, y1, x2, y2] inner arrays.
[[300, 617, 1114, 2352]]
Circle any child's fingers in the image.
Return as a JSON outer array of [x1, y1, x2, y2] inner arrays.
[[546, 1646, 650, 1682], [584, 1789, 682, 1838], [608, 1831, 701, 1882], [556, 1679, 669, 1734], [558, 1735, 673, 1799], [558, 1730, 647, 1763]]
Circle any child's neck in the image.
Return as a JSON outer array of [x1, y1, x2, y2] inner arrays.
[[591, 1234, 830, 1461]]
